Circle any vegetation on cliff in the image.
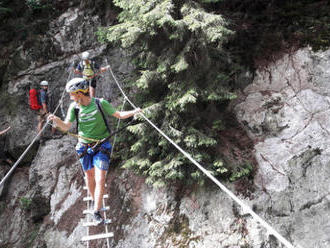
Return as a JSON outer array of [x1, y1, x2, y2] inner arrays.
[[98, 0, 251, 187], [1, 0, 329, 187], [98, 0, 330, 187]]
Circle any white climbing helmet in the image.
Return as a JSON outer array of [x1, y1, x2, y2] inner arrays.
[[65, 78, 89, 93], [81, 51, 90, 60], [40, 80, 48, 86]]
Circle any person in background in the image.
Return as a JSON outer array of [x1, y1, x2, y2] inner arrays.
[[0, 126, 13, 165], [74, 51, 109, 98], [37, 81, 56, 136], [48, 78, 141, 224]]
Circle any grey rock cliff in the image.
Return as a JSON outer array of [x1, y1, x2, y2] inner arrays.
[[0, 2, 329, 248], [235, 48, 330, 248]]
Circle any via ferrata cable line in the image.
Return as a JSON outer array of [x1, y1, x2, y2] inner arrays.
[[0, 82, 67, 189], [60, 61, 75, 118], [100, 66, 128, 248], [0, 59, 75, 189], [105, 63, 302, 248]]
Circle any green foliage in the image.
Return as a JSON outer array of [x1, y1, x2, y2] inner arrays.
[[20, 197, 32, 210], [229, 162, 253, 182], [99, 0, 244, 187], [0, 1, 12, 14], [22, 224, 40, 248], [221, 0, 330, 67], [25, 0, 47, 10]]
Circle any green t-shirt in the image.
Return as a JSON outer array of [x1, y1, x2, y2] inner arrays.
[[66, 98, 117, 143]]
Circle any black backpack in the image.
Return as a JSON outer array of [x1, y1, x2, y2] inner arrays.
[[74, 98, 111, 134]]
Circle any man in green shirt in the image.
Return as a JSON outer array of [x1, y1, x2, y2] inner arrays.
[[48, 78, 141, 224]]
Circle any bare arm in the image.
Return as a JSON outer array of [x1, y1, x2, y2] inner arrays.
[[112, 108, 141, 120], [47, 115, 72, 132], [100, 65, 110, 72]]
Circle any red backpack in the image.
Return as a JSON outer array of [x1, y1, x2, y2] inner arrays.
[[29, 88, 42, 110]]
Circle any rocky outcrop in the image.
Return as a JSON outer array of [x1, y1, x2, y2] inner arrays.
[[235, 48, 330, 248], [0, 1, 125, 163], [0, 1, 329, 248]]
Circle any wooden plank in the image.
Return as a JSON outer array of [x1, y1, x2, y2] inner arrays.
[[83, 194, 108, 201], [82, 219, 112, 227], [83, 206, 110, 214], [82, 232, 114, 241]]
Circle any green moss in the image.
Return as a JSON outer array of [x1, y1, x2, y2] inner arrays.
[[160, 214, 200, 247], [229, 162, 253, 182], [20, 197, 32, 210], [22, 224, 40, 248]]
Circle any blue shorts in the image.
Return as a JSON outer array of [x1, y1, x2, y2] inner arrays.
[[75, 141, 112, 171]]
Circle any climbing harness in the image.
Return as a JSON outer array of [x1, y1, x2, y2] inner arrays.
[[105, 61, 301, 248], [73, 118, 132, 161], [79, 80, 129, 248]]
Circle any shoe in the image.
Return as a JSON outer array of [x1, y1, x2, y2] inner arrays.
[[93, 211, 104, 225]]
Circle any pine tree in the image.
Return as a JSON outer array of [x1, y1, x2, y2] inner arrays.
[[99, 0, 243, 187]]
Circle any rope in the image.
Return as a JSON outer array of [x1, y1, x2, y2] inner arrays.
[[60, 61, 75, 118], [47, 108, 134, 144], [109, 95, 127, 157], [46, 123, 101, 143], [0, 61, 74, 189], [101, 64, 126, 248], [0, 83, 67, 188], [106, 64, 301, 248]]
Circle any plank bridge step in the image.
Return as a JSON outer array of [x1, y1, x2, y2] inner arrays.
[[83, 194, 108, 201], [82, 232, 114, 241]]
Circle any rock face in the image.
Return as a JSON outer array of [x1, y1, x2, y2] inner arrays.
[[234, 48, 330, 248], [0, 1, 330, 248]]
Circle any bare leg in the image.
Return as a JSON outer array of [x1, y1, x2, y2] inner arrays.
[[85, 168, 95, 201], [37, 111, 46, 133], [94, 167, 106, 211]]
